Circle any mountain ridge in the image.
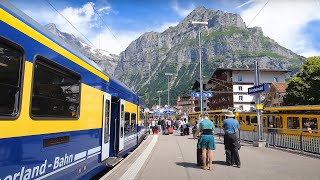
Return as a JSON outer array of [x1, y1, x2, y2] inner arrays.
[[114, 7, 305, 106], [44, 23, 119, 75]]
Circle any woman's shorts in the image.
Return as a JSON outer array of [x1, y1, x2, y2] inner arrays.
[[198, 135, 215, 150]]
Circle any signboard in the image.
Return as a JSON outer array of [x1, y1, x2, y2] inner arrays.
[[191, 92, 214, 98], [256, 104, 263, 110], [248, 84, 265, 94]]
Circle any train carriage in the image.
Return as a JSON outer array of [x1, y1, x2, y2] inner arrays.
[[0, 1, 146, 179]]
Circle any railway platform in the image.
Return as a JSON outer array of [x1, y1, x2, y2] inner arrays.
[[100, 130, 320, 180]]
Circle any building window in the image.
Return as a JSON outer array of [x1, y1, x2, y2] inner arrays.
[[238, 86, 243, 91], [239, 96, 243, 101], [239, 105, 243, 110], [237, 76, 242, 82], [31, 56, 81, 119], [274, 77, 279, 82], [0, 39, 24, 118]]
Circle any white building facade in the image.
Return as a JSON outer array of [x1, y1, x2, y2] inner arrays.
[[232, 69, 287, 112], [208, 68, 288, 112]]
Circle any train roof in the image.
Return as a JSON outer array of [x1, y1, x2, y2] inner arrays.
[[264, 105, 320, 111], [1, 0, 136, 96]]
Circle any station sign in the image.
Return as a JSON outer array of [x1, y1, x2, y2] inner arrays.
[[248, 84, 266, 94], [191, 92, 214, 98]]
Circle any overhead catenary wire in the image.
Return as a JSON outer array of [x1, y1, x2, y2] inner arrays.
[[89, 3, 127, 51], [44, 0, 98, 49], [246, 0, 271, 28]]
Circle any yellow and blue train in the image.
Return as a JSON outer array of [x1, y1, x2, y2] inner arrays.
[[0, 1, 147, 179], [188, 106, 320, 136]]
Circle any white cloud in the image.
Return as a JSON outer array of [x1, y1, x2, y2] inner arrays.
[[240, 0, 320, 57], [55, 2, 97, 35], [98, 6, 111, 13], [92, 29, 141, 55], [172, 1, 195, 17], [154, 22, 179, 32]]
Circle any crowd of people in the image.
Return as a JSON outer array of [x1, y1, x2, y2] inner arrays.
[[147, 117, 190, 134], [147, 111, 241, 171]]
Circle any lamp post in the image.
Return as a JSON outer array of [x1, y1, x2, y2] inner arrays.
[[192, 21, 208, 115], [157, 91, 162, 107], [165, 73, 173, 107]]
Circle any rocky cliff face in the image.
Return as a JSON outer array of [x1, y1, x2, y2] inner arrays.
[[114, 7, 304, 107], [45, 23, 118, 75]]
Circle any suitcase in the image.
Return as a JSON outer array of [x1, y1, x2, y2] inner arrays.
[[168, 127, 173, 134], [197, 139, 208, 166], [164, 129, 169, 135]]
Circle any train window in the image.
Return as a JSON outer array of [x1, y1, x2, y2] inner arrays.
[[302, 118, 317, 130], [131, 113, 137, 132], [120, 104, 124, 138], [287, 117, 300, 129], [31, 56, 80, 119], [276, 116, 283, 128], [239, 116, 245, 124], [263, 117, 267, 127], [0, 39, 24, 119], [246, 116, 250, 125], [124, 112, 130, 135], [104, 99, 110, 143], [251, 116, 257, 124]]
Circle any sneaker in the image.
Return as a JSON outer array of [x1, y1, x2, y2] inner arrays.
[[236, 165, 241, 168]]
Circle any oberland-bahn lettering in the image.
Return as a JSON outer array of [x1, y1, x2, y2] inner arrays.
[[1, 153, 74, 180]]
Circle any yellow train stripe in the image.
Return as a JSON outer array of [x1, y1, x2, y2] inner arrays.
[[0, 62, 103, 138], [0, 8, 109, 82]]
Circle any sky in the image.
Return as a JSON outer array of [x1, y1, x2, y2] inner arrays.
[[9, 0, 320, 57]]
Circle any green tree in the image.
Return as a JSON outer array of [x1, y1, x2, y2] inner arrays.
[[283, 56, 320, 105]]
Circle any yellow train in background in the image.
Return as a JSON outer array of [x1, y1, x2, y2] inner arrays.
[[188, 105, 320, 136]]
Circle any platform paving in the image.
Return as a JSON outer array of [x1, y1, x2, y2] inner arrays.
[[102, 130, 320, 180]]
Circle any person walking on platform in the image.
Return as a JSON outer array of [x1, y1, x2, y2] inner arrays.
[[223, 111, 241, 168], [194, 113, 215, 170]]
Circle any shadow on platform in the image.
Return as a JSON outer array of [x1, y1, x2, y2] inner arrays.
[[175, 162, 200, 169]]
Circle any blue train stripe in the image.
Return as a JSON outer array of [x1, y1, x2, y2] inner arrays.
[[35, 158, 86, 180]]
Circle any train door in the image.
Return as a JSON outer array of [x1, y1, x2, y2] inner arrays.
[[101, 93, 111, 161], [119, 100, 125, 151], [110, 97, 120, 157]]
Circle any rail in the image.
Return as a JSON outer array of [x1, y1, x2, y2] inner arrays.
[[214, 127, 320, 154]]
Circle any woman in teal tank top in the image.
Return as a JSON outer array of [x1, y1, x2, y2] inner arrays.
[[194, 113, 215, 170]]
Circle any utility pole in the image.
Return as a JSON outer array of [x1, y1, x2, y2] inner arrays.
[[165, 73, 173, 107], [255, 60, 263, 142], [148, 63, 151, 85], [192, 21, 208, 115], [157, 91, 162, 107]]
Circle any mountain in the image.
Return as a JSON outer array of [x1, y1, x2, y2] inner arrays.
[[44, 23, 118, 75], [114, 7, 305, 107]]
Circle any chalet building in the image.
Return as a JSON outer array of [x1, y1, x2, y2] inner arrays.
[[207, 68, 289, 112], [176, 95, 196, 115], [265, 82, 288, 107]]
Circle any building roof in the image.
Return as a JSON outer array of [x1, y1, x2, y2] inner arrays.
[[214, 68, 290, 73], [271, 82, 288, 92]]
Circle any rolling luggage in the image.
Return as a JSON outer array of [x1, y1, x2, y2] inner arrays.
[[197, 139, 208, 166], [164, 128, 169, 135], [168, 127, 173, 134]]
